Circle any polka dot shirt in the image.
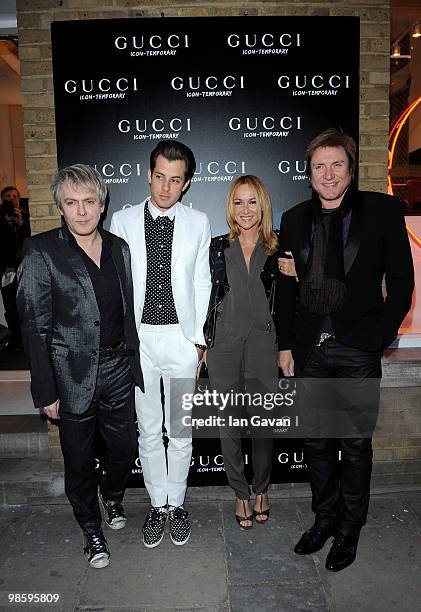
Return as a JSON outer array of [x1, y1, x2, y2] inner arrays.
[[141, 204, 179, 325]]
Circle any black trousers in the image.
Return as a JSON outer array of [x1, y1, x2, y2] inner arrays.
[[297, 339, 382, 537], [59, 352, 136, 534]]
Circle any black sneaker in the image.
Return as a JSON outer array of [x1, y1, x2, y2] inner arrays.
[[99, 493, 127, 530], [142, 505, 168, 548], [168, 505, 191, 546], [83, 530, 110, 569]]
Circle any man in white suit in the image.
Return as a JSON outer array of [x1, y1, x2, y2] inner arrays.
[[110, 140, 211, 548]]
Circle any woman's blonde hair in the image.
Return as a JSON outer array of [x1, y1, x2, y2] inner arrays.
[[226, 175, 278, 256]]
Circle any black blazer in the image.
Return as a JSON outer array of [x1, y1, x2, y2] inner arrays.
[[17, 226, 143, 413], [277, 190, 414, 371]]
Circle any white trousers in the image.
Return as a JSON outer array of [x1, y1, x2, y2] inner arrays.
[[136, 324, 197, 507]]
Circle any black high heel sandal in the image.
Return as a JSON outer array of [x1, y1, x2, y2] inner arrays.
[[235, 499, 253, 530], [254, 492, 270, 523]]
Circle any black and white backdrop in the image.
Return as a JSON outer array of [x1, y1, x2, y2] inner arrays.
[[51, 15, 360, 485]]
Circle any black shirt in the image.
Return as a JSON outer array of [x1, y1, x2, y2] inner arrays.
[[65, 223, 124, 348]]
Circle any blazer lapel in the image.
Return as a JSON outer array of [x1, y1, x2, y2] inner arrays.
[[57, 229, 99, 315], [344, 196, 363, 276], [134, 200, 147, 279], [171, 202, 184, 270], [295, 196, 362, 276], [110, 236, 128, 316]]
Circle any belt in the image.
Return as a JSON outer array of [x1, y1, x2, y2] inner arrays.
[[98, 339, 135, 357], [316, 332, 335, 347]]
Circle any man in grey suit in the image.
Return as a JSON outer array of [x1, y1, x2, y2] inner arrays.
[[17, 164, 143, 569]]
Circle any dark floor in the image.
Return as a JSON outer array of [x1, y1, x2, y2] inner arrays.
[[1, 489, 420, 612], [0, 347, 420, 610]]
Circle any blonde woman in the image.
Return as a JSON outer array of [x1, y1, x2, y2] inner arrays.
[[204, 175, 280, 529]]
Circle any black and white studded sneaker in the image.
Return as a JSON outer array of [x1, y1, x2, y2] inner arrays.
[[83, 530, 110, 569], [168, 505, 191, 546], [99, 493, 127, 530], [142, 505, 168, 548]]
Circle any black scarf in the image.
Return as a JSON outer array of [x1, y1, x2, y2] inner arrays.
[[298, 184, 354, 315]]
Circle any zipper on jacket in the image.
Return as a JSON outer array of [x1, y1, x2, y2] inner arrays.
[[207, 285, 231, 316]]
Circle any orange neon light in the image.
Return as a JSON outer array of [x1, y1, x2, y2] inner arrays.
[[389, 99, 419, 143], [407, 226, 421, 248], [388, 96, 421, 248], [387, 174, 393, 196], [389, 98, 421, 170]]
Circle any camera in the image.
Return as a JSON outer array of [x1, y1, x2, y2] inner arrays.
[[2, 200, 17, 215]]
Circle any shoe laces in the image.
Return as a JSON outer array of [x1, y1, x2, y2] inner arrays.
[[85, 532, 107, 554], [332, 534, 354, 549], [106, 502, 124, 521], [168, 506, 188, 521], [147, 506, 167, 525], [309, 525, 325, 539]]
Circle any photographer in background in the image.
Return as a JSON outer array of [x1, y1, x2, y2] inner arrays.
[[0, 186, 31, 350]]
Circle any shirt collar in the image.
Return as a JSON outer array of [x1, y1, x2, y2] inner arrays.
[[148, 199, 178, 221]]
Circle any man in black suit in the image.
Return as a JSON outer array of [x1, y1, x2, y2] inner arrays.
[[278, 129, 414, 571], [0, 185, 31, 349], [17, 164, 143, 569]]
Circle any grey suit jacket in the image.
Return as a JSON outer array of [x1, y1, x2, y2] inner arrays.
[[17, 224, 143, 414]]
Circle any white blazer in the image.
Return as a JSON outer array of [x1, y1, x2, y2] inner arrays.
[[110, 198, 211, 345]]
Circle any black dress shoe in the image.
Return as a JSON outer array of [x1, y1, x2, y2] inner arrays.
[[325, 534, 359, 572], [294, 524, 336, 555]]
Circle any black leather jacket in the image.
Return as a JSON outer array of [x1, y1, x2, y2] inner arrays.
[[203, 235, 280, 348]]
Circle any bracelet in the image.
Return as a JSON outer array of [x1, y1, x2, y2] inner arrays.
[[195, 343, 207, 351]]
